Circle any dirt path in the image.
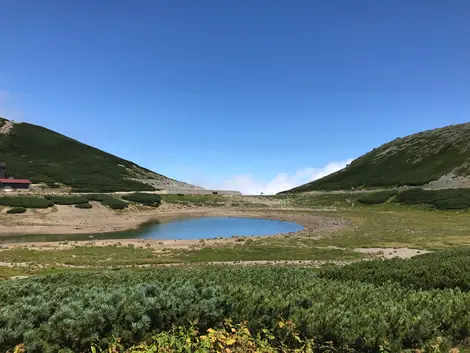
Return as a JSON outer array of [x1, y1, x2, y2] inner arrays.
[[354, 247, 429, 259]]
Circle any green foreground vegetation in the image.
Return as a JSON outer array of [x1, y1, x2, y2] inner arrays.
[[4, 263, 470, 353]]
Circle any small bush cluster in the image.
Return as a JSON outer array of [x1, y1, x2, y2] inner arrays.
[[45, 195, 89, 205], [75, 203, 92, 209], [84, 194, 112, 202], [395, 188, 470, 210], [357, 190, 398, 204], [100, 198, 128, 210], [6, 207, 26, 214], [121, 193, 161, 207], [0, 196, 53, 209]]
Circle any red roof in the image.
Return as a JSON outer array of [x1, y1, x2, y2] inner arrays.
[[0, 179, 32, 184]]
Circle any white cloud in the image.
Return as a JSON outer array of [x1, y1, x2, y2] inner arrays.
[[196, 159, 354, 195]]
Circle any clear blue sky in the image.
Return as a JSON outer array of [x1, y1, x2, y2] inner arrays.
[[1, 0, 469, 194]]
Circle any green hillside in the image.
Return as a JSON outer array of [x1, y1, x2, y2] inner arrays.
[[0, 118, 185, 192], [282, 122, 470, 193]]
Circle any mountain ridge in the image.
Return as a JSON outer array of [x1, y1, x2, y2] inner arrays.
[[281, 122, 470, 193], [0, 117, 201, 192]]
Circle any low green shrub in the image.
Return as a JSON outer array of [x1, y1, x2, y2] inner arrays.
[[394, 188, 436, 205], [6, 207, 26, 214], [84, 194, 112, 202], [357, 190, 398, 204], [395, 188, 470, 210], [101, 198, 128, 209], [0, 196, 53, 208], [75, 203, 92, 209], [45, 195, 90, 205], [121, 193, 161, 207]]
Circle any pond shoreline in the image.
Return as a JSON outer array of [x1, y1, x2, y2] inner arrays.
[[0, 205, 347, 248]]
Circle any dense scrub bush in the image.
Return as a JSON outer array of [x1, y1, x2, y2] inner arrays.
[[394, 188, 436, 204], [0, 196, 53, 208], [394, 188, 470, 210], [84, 194, 112, 202], [2, 268, 470, 352], [320, 247, 470, 291], [357, 190, 398, 204], [100, 198, 128, 210], [75, 203, 92, 209], [0, 121, 156, 192], [45, 195, 89, 205], [6, 207, 26, 214], [121, 193, 161, 207]]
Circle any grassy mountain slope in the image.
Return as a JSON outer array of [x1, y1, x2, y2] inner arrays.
[[283, 122, 470, 193], [0, 118, 194, 192]]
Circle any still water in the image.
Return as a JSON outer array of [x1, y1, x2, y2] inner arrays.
[[0, 217, 304, 243]]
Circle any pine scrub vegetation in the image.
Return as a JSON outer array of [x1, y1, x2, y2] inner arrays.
[[3, 267, 470, 352]]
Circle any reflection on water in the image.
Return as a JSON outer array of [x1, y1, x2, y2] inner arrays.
[[0, 216, 304, 243]]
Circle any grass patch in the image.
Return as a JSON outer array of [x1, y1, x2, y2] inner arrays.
[[284, 192, 367, 208], [175, 241, 363, 262], [0, 246, 173, 266], [304, 207, 470, 250], [0, 266, 30, 279], [162, 194, 227, 207]]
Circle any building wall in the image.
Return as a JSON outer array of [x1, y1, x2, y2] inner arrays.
[[0, 167, 5, 179], [0, 183, 30, 189]]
